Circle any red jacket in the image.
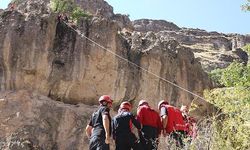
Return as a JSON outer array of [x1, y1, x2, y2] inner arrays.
[[137, 105, 162, 133], [184, 116, 197, 138], [162, 104, 186, 133]]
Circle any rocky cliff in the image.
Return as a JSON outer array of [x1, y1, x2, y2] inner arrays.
[[0, 0, 213, 108], [0, 90, 94, 150], [133, 20, 249, 71], [0, 0, 234, 149]]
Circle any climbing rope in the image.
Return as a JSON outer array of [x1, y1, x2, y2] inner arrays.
[[62, 21, 206, 102]]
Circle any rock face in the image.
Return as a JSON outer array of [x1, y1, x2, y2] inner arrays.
[[75, 0, 114, 18], [0, 90, 94, 150], [0, 0, 213, 108], [133, 19, 180, 32], [133, 21, 250, 71], [0, 0, 230, 149]]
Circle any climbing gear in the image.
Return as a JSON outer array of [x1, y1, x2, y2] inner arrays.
[[120, 101, 132, 111], [98, 95, 112, 104], [138, 100, 148, 107]]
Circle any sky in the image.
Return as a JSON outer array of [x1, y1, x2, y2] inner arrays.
[[1, 0, 249, 34], [105, 0, 250, 35], [0, 0, 10, 9]]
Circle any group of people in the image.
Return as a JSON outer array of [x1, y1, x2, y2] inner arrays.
[[85, 95, 197, 150]]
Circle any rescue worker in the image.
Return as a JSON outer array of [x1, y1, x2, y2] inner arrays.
[[137, 100, 162, 150], [180, 105, 197, 141], [112, 101, 142, 150], [158, 100, 186, 148], [85, 95, 113, 150]]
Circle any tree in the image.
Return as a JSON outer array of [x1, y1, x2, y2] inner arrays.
[[50, 0, 91, 22], [204, 59, 250, 149], [243, 44, 250, 54], [71, 6, 91, 22], [242, 0, 250, 11], [50, 0, 74, 13], [209, 62, 250, 87]]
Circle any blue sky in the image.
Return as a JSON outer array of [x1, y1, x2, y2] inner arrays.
[[0, 0, 10, 9], [106, 0, 250, 34], [1, 0, 249, 34]]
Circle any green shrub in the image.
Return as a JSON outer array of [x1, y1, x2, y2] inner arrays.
[[242, 0, 250, 11], [71, 6, 92, 22], [202, 58, 250, 149], [242, 44, 250, 54], [50, 0, 72, 13], [204, 88, 250, 150], [209, 62, 250, 87], [209, 69, 224, 86], [50, 0, 91, 22]]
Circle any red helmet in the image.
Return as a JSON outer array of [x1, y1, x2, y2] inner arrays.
[[158, 100, 169, 110], [98, 95, 112, 104], [120, 101, 132, 111], [138, 100, 148, 107]]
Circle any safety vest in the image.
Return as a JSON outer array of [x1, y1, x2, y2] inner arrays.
[[173, 108, 186, 131], [162, 104, 186, 133], [137, 105, 161, 128]]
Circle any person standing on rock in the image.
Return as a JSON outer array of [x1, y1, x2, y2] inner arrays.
[[85, 95, 113, 150], [112, 101, 142, 150], [136, 100, 162, 150], [158, 100, 187, 148]]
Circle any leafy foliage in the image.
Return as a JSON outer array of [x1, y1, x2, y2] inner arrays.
[[50, 0, 91, 22], [50, 0, 72, 13], [71, 6, 91, 22], [204, 54, 250, 149], [242, 0, 250, 11], [209, 69, 224, 86], [11, 0, 19, 3], [209, 62, 250, 87], [242, 44, 250, 54], [204, 88, 250, 150]]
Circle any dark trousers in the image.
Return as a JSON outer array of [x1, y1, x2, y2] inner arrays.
[[139, 126, 159, 150], [170, 130, 187, 148], [89, 136, 109, 150], [115, 134, 138, 150]]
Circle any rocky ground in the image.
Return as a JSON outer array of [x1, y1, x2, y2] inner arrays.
[[0, 90, 95, 150]]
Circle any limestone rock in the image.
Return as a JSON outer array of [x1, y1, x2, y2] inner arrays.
[[133, 19, 180, 32], [0, 2, 214, 108], [133, 20, 250, 71], [0, 90, 94, 150], [0, 0, 223, 148], [75, 0, 114, 18]]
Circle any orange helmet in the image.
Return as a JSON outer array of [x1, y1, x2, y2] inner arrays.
[[120, 101, 132, 111], [158, 100, 169, 110], [138, 100, 148, 107], [98, 95, 113, 104]]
